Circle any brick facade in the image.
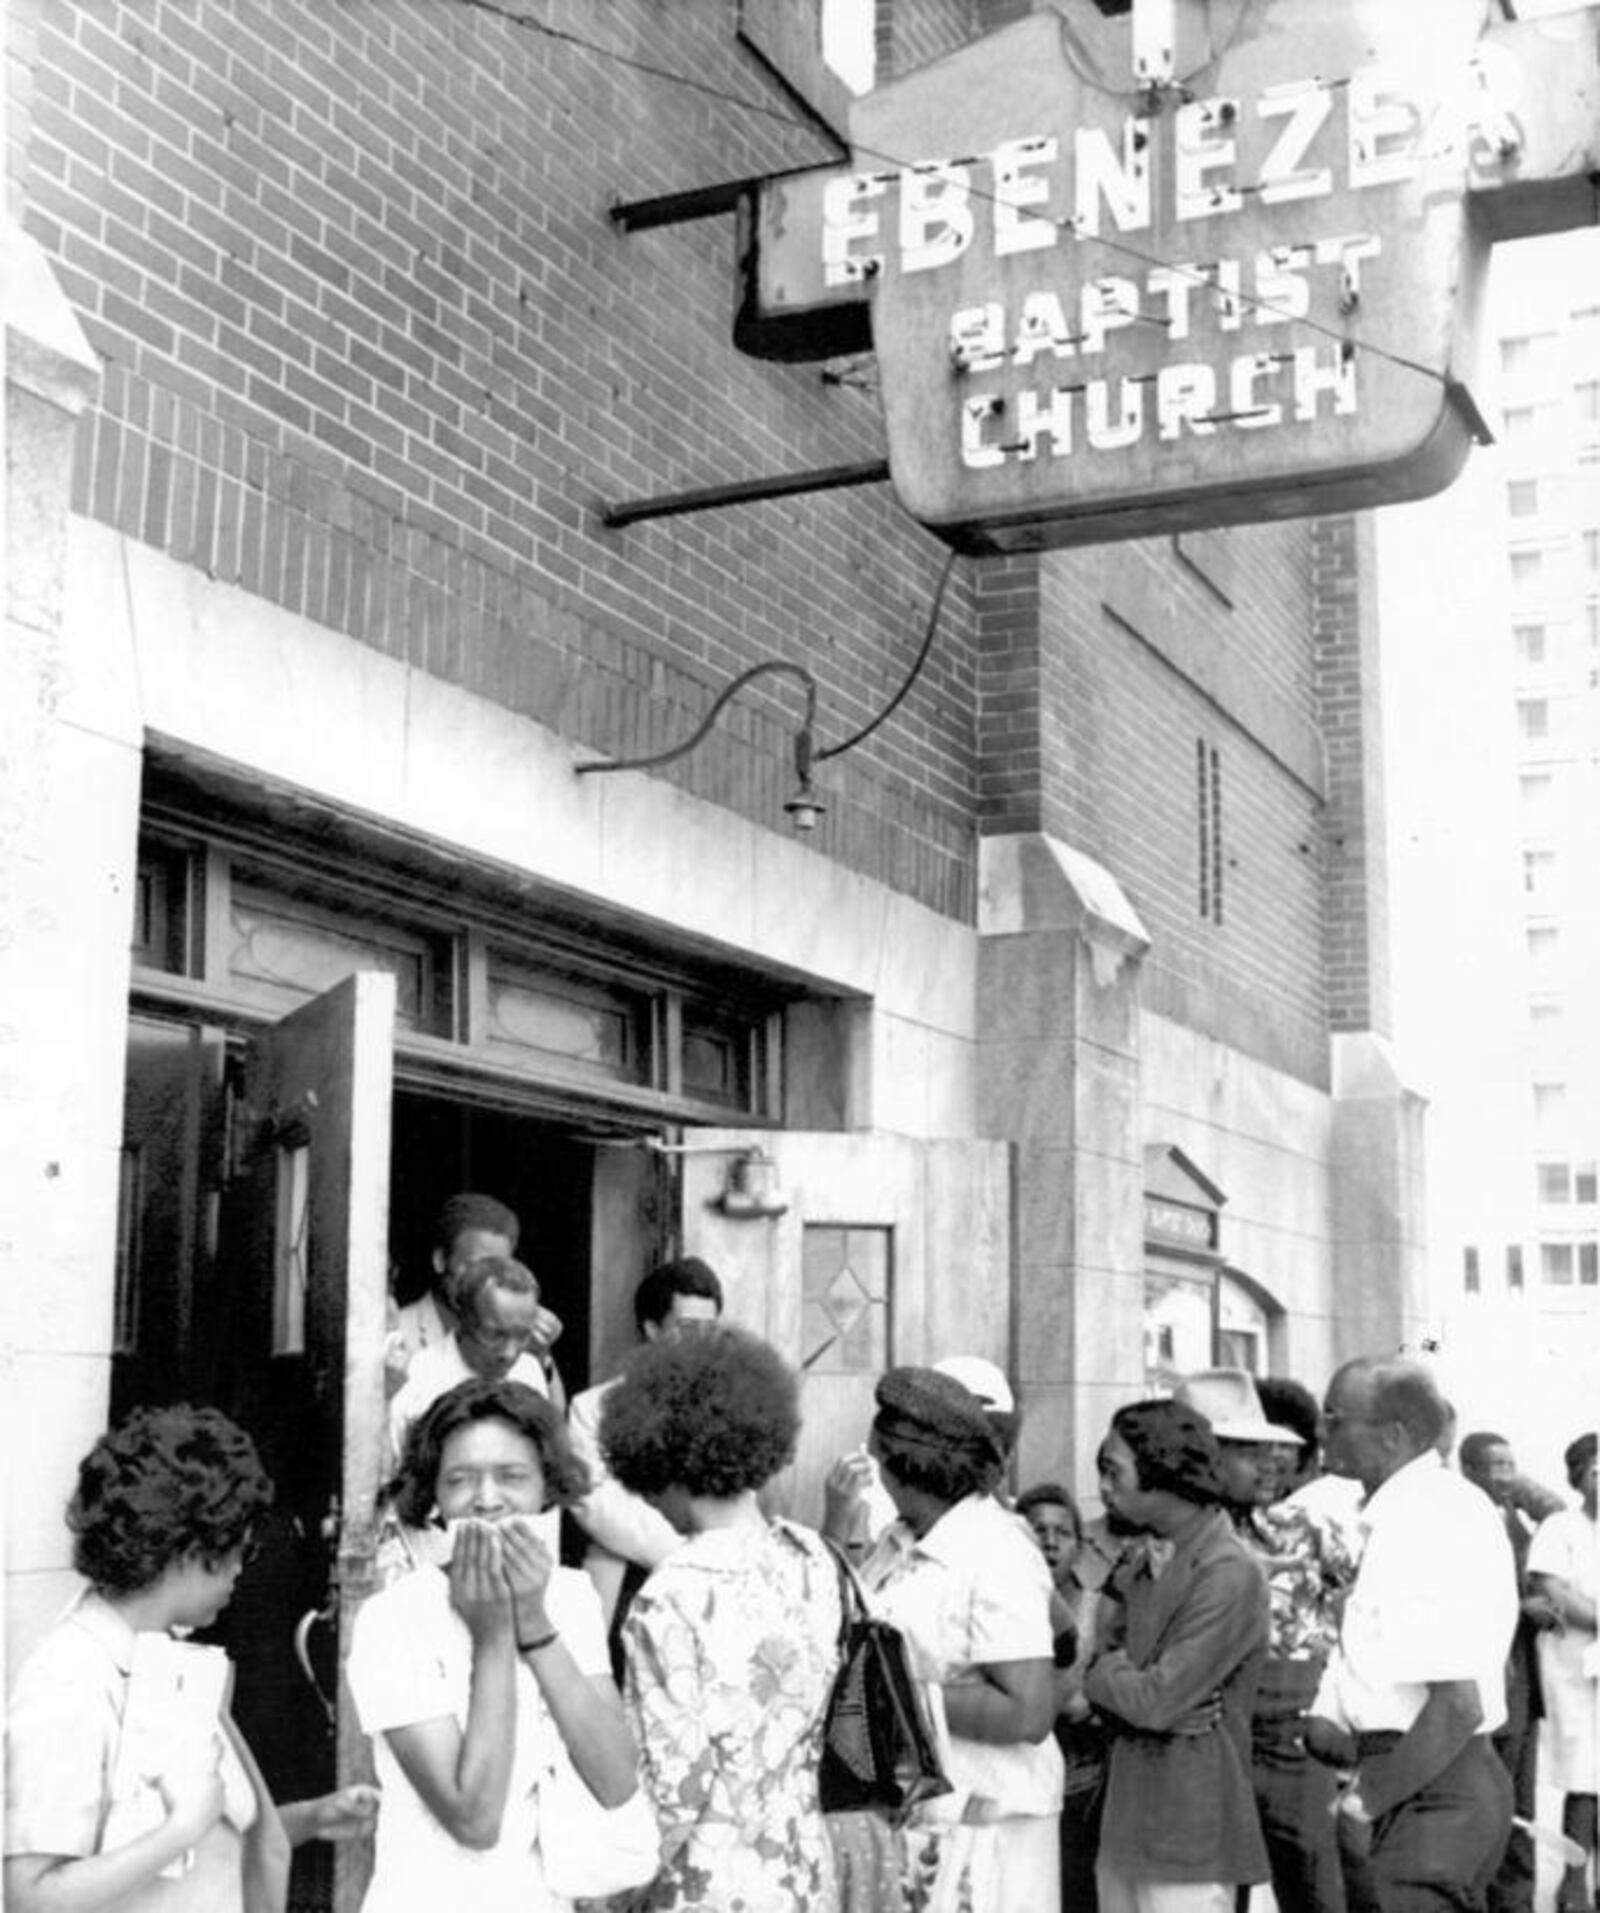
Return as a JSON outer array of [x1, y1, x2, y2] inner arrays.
[[14, 0, 1380, 1073]]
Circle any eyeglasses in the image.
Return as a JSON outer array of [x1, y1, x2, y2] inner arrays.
[[1323, 1411, 1391, 1429]]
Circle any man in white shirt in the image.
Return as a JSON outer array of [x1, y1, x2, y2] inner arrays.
[[566, 1257, 723, 1665], [1306, 1356, 1518, 1911]]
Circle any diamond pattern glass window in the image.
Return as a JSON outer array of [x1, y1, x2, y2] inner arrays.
[[801, 1225, 890, 1375]]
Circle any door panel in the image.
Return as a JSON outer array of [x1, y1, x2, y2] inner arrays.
[[680, 1131, 1013, 1532], [221, 972, 394, 1913]]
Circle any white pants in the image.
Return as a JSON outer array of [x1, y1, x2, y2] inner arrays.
[[1093, 1862, 1234, 1913]]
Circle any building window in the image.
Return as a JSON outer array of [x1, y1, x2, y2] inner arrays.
[[801, 1225, 890, 1373], [1196, 739, 1223, 925], [1516, 698, 1550, 741], [1523, 849, 1555, 896], [1526, 927, 1559, 976], [1507, 479, 1539, 518], [1507, 1244, 1525, 1290], [1576, 1163, 1598, 1205], [1500, 335, 1533, 374], [1514, 623, 1547, 666], [1463, 1245, 1480, 1293], [821, 0, 874, 91], [1580, 1242, 1598, 1286], [131, 834, 201, 974], [1538, 1161, 1572, 1204], [1510, 549, 1543, 589], [1583, 528, 1600, 574], [1519, 771, 1555, 822], [1501, 406, 1536, 440], [133, 814, 785, 1122], [1577, 379, 1600, 424], [1540, 1242, 1575, 1286], [1587, 601, 1600, 649], [1533, 1082, 1567, 1130], [113, 1146, 145, 1354]]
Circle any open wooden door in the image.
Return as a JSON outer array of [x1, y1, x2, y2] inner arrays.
[[218, 972, 394, 1913], [678, 1131, 1013, 1533]]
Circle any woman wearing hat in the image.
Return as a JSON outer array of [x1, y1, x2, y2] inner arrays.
[[830, 1365, 1063, 1913]]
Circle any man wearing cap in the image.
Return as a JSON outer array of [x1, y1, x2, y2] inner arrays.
[[848, 1364, 1063, 1911], [1178, 1369, 1358, 1913], [1305, 1357, 1517, 1912], [1084, 1398, 1270, 1912]]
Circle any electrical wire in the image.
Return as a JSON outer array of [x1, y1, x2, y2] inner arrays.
[[574, 659, 817, 777], [816, 549, 958, 762]]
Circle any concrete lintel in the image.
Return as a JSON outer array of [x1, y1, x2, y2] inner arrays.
[[3, 223, 100, 414], [978, 831, 1151, 980]]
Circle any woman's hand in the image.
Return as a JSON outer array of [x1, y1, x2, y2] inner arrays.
[[448, 1519, 514, 1646], [286, 1783, 382, 1845], [498, 1515, 555, 1643], [155, 1762, 226, 1849]]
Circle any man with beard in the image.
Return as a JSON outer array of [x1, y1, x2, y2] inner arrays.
[[1083, 1398, 1270, 1912]]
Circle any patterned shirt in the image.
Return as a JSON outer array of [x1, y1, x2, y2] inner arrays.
[[1237, 1499, 1359, 1663], [622, 1517, 841, 1912]]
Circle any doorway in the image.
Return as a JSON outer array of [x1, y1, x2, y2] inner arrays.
[[115, 993, 670, 1909], [387, 1092, 599, 1394]]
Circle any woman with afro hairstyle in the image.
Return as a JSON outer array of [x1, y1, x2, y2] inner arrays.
[[3, 1403, 290, 1913], [599, 1323, 843, 1912]]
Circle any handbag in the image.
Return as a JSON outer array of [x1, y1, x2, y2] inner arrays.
[[538, 1734, 660, 1902], [818, 1541, 951, 1823]]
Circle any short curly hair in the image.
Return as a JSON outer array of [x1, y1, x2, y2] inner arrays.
[[600, 1324, 798, 1500], [1016, 1481, 1082, 1537], [1565, 1431, 1597, 1490], [387, 1378, 590, 1524], [68, 1404, 274, 1595]]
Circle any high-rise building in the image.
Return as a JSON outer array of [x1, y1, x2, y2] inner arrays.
[[1381, 228, 1600, 1476]]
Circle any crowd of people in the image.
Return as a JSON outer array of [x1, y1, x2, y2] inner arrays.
[[4, 1188, 1595, 1913]]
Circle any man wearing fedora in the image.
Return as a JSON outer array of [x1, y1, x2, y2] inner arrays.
[[1177, 1368, 1358, 1913], [1305, 1356, 1517, 1912]]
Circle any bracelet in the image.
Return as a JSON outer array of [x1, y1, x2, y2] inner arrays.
[[516, 1629, 558, 1655]]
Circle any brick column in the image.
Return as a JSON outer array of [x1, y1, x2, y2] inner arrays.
[[1313, 512, 1427, 1353]]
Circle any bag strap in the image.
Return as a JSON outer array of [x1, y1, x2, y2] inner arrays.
[[822, 1537, 868, 1650]]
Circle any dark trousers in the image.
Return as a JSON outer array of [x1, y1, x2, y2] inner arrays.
[[1251, 1713, 1348, 1913], [1363, 1734, 1513, 1912], [1486, 1725, 1537, 1913], [1060, 1779, 1102, 1913]]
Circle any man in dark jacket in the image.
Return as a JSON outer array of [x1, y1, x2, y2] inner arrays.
[[1084, 1399, 1271, 1912]]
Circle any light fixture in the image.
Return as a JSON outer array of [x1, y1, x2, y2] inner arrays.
[[715, 1146, 789, 1220], [574, 552, 958, 832]]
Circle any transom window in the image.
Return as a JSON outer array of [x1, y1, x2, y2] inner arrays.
[[131, 823, 786, 1124]]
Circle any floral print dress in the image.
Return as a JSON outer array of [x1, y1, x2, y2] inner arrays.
[[621, 1516, 843, 1912]]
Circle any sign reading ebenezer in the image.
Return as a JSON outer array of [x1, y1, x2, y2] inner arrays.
[[739, 0, 1600, 552]]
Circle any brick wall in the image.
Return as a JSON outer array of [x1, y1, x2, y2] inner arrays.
[[16, 0, 1382, 1075], [975, 524, 1334, 1082], [1313, 510, 1391, 1036], [18, 0, 981, 919]]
